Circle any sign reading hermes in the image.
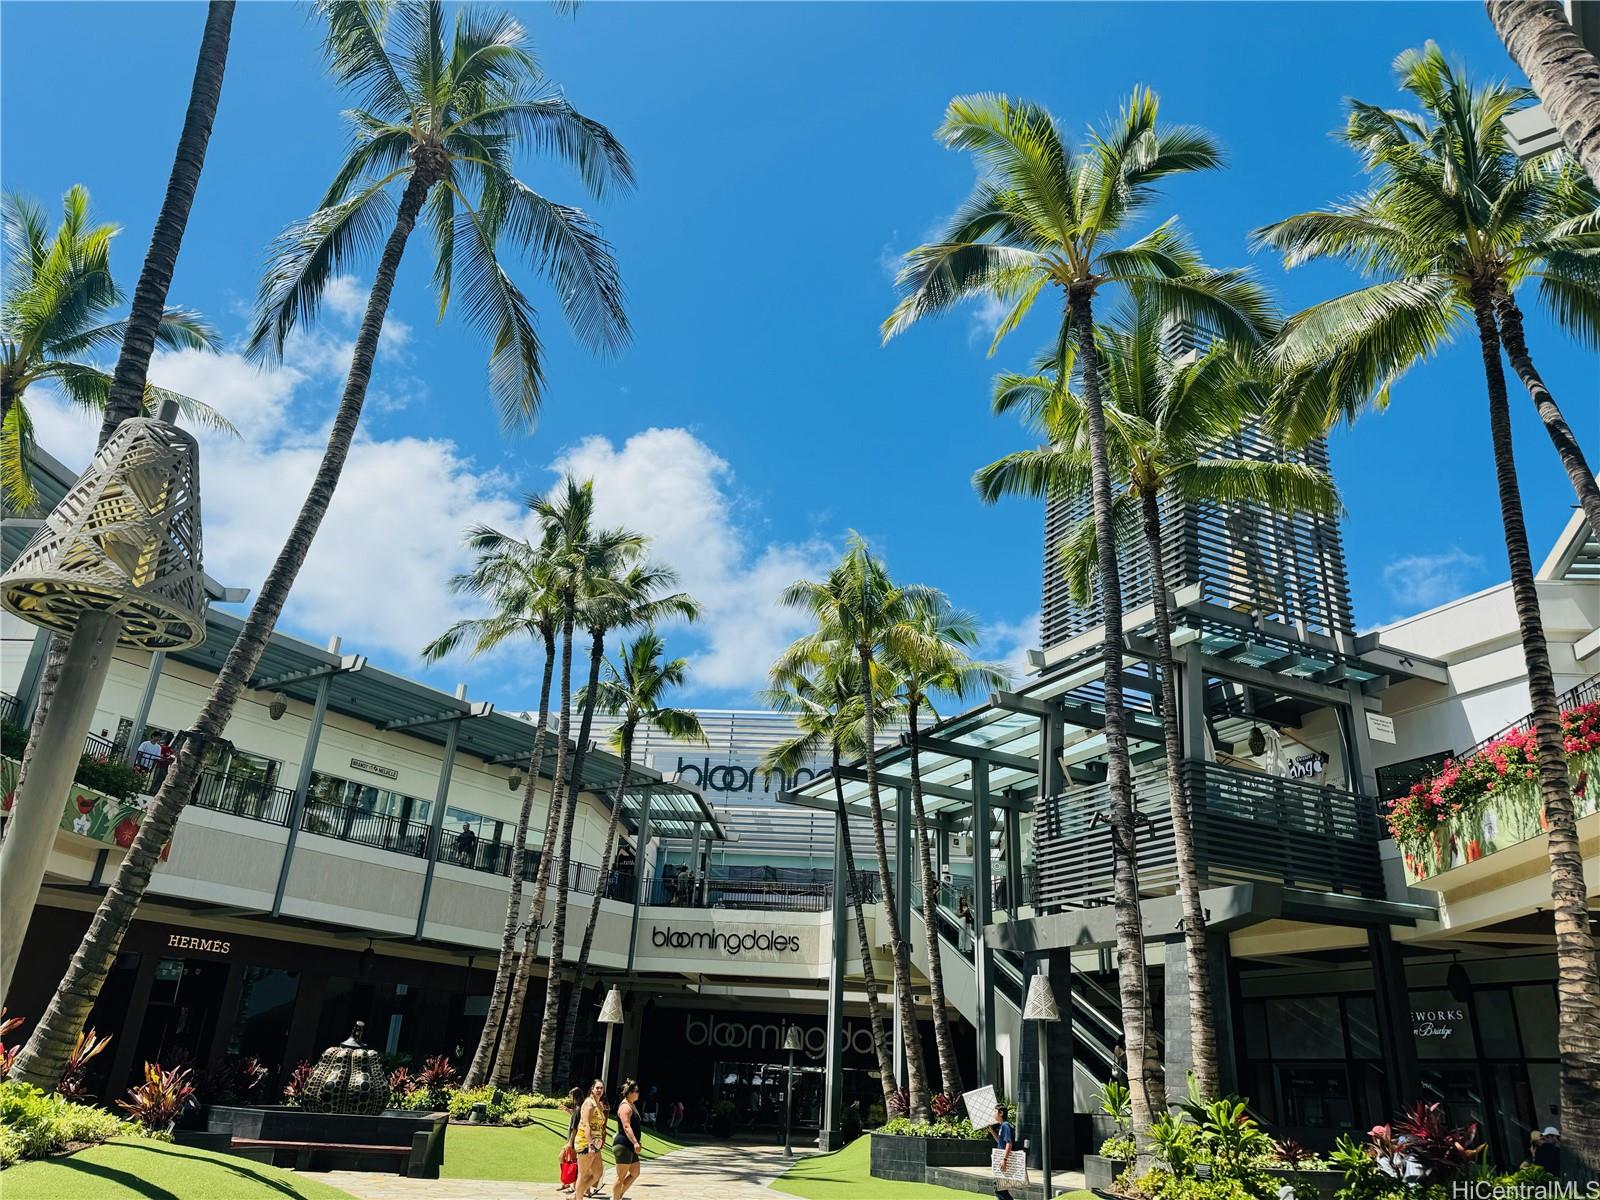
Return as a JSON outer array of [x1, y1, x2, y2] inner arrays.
[[646, 921, 818, 965]]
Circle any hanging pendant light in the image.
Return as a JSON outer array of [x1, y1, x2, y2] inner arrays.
[[1446, 956, 1472, 1002], [1248, 724, 1267, 757], [268, 692, 288, 721], [509, 769, 524, 792]]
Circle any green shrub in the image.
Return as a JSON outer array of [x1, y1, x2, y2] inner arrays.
[[1100, 1134, 1137, 1160], [1137, 1168, 1269, 1200], [447, 1085, 512, 1123], [1, 720, 27, 760], [877, 1116, 990, 1140], [0, 1124, 22, 1168], [74, 755, 143, 801], [0, 1080, 125, 1164]]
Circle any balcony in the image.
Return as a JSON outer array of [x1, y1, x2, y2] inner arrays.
[[1032, 757, 1385, 912]]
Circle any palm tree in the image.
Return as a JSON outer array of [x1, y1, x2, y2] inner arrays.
[[882, 89, 1263, 1134], [974, 289, 1340, 1098], [554, 632, 705, 1084], [1486, 0, 1600, 188], [1, 187, 225, 507], [490, 478, 640, 1086], [778, 535, 937, 1120], [1256, 45, 1600, 1167], [762, 656, 900, 1113], [11, 0, 630, 1089], [883, 591, 1008, 1101], [422, 526, 561, 1090]]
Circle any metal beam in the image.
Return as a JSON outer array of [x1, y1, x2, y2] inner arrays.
[[415, 710, 466, 939], [251, 654, 366, 691], [907, 733, 1037, 773], [383, 706, 475, 732], [1198, 654, 1352, 708]]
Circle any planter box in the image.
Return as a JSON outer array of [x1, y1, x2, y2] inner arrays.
[[1083, 1154, 1342, 1200], [204, 1105, 446, 1178], [870, 1132, 992, 1183]]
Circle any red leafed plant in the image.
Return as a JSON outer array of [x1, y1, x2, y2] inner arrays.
[[885, 1086, 909, 1118], [57, 1027, 114, 1102], [282, 1060, 313, 1106], [417, 1055, 458, 1106], [0, 1009, 24, 1075], [388, 1066, 417, 1096], [931, 1091, 955, 1119], [117, 1062, 196, 1132], [1365, 1102, 1482, 1183]]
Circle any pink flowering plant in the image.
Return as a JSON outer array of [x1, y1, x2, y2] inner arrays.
[[1386, 701, 1600, 863]]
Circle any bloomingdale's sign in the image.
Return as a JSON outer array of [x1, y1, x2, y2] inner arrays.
[[650, 924, 806, 957], [684, 1012, 877, 1062]]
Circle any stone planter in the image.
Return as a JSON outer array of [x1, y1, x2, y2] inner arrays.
[[1085, 1153, 1128, 1190], [870, 1132, 993, 1183], [1083, 1155, 1343, 1200], [204, 1105, 446, 1178]]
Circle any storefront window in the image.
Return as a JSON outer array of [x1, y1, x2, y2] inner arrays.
[[229, 967, 300, 1074], [1410, 989, 1475, 1059], [1472, 989, 1521, 1059], [1512, 985, 1558, 1058], [1263, 995, 1343, 1059], [1343, 995, 1382, 1060]]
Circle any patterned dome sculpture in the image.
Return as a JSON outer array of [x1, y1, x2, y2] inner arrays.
[[302, 1021, 390, 1115], [0, 417, 206, 650]]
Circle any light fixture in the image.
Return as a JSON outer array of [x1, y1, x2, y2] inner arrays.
[[782, 1025, 804, 1053], [1446, 957, 1472, 1003], [597, 986, 625, 1092], [359, 938, 375, 976], [1248, 724, 1267, 756], [269, 692, 288, 721], [1024, 973, 1062, 1198], [508, 769, 524, 792], [1023, 975, 1061, 1023]]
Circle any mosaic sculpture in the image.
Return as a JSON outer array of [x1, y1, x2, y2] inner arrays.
[[302, 1021, 390, 1115]]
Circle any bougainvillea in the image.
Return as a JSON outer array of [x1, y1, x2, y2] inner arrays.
[[1386, 701, 1600, 854]]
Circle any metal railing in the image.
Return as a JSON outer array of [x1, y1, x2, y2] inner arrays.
[[189, 770, 295, 826], [0, 691, 18, 727], [1034, 757, 1384, 912], [1453, 672, 1600, 766], [300, 796, 432, 856]]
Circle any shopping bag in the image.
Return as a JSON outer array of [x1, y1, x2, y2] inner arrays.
[[560, 1157, 579, 1186], [992, 1147, 1029, 1186]]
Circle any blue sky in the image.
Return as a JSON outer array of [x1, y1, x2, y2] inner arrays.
[[3, 2, 1594, 709]]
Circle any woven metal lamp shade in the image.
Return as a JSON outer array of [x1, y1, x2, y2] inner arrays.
[[1023, 974, 1061, 1022], [1, 418, 206, 650], [598, 986, 625, 1025]]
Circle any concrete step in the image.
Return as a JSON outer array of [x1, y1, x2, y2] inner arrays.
[[925, 1162, 1086, 1198]]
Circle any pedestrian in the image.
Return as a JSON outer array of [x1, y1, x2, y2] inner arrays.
[[559, 1086, 583, 1194], [455, 821, 477, 865], [612, 1078, 644, 1198], [669, 1097, 684, 1132], [152, 733, 175, 792], [958, 895, 975, 954], [571, 1079, 608, 1199], [642, 1084, 658, 1127], [990, 1103, 1020, 1200], [136, 731, 163, 773], [1533, 1126, 1561, 1174]]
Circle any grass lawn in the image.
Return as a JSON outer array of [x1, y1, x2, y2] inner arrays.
[[442, 1110, 686, 1182], [1, 1137, 358, 1200], [769, 1136, 1098, 1200]]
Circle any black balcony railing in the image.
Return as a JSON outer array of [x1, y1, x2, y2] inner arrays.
[[1033, 758, 1384, 912], [189, 770, 295, 825], [0, 691, 16, 728]]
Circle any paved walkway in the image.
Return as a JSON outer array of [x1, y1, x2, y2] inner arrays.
[[316, 1142, 797, 1200]]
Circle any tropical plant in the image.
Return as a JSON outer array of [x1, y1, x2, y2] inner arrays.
[[195, 1054, 268, 1105], [1256, 44, 1600, 1165], [117, 1061, 196, 1133], [0, 1011, 24, 1077], [55, 1027, 111, 1102], [883, 590, 1008, 1099], [1486, 0, 1600, 189], [0, 187, 224, 507], [416, 1054, 458, 1109], [975, 287, 1337, 1098], [778, 535, 939, 1118], [761, 654, 900, 1113], [885, 88, 1266, 1133], [387, 1065, 417, 1097], [11, 0, 630, 1090], [423, 525, 562, 1090], [555, 629, 705, 1080], [0, 1080, 124, 1165], [281, 1059, 313, 1106]]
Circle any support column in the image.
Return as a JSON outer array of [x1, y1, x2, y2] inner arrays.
[[11, 626, 50, 725], [822, 809, 847, 1151], [271, 668, 335, 918], [687, 820, 702, 904], [104, 947, 160, 1093], [1368, 926, 1419, 1109], [626, 789, 654, 970], [1004, 804, 1023, 915], [414, 708, 465, 939], [894, 786, 911, 1088], [1343, 686, 1380, 798], [1178, 644, 1210, 762], [0, 610, 120, 1003], [122, 650, 167, 765], [972, 761, 996, 1085]]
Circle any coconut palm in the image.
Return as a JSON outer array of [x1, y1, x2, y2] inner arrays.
[[489, 478, 641, 1086], [882, 89, 1268, 1133], [1, 185, 224, 507], [11, 0, 630, 1089], [1256, 44, 1600, 1165], [882, 591, 1009, 1101], [762, 655, 900, 1113], [422, 527, 561, 1090], [777, 535, 938, 1119], [553, 632, 705, 1084], [1486, 0, 1600, 188], [975, 288, 1340, 1097]]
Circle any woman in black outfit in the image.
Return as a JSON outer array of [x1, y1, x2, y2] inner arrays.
[[612, 1079, 644, 1198]]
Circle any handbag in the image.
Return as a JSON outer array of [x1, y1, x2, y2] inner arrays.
[[992, 1147, 1028, 1186], [560, 1156, 579, 1186]]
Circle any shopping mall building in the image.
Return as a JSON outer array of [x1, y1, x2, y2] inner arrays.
[[3, 442, 1597, 1168]]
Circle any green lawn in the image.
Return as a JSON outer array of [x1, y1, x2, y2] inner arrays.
[[1, 1137, 358, 1200], [769, 1136, 1098, 1200], [442, 1111, 686, 1182]]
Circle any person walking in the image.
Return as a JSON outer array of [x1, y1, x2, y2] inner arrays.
[[571, 1079, 608, 1199], [612, 1078, 644, 1199], [990, 1103, 1019, 1200], [1534, 1126, 1562, 1174], [957, 894, 975, 955], [559, 1086, 583, 1194]]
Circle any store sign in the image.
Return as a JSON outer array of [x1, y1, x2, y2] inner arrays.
[[1366, 712, 1397, 744], [1411, 1006, 1464, 1041], [166, 931, 232, 956], [683, 1012, 876, 1062], [658, 754, 820, 804], [1286, 752, 1329, 781], [650, 924, 805, 957], [350, 757, 399, 780]]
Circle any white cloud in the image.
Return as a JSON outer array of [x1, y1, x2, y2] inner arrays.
[[980, 609, 1041, 685], [1382, 548, 1485, 610], [546, 428, 835, 694]]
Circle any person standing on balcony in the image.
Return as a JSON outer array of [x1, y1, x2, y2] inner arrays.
[[152, 735, 175, 792], [958, 894, 975, 955], [456, 821, 477, 866], [136, 732, 163, 772]]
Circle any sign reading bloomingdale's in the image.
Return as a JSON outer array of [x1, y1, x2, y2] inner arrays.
[[646, 922, 818, 963]]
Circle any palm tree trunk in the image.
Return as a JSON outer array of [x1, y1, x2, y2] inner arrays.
[[905, 695, 963, 1099], [1471, 282, 1600, 1176], [834, 747, 898, 1111], [855, 642, 932, 1121], [464, 629, 556, 1089], [1066, 287, 1162, 1135], [10, 164, 439, 1089], [554, 722, 635, 1085], [1139, 487, 1218, 1099], [494, 617, 576, 1087], [1494, 288, 1600, 539], [97, 0, 234, 438], [532, 627, 606, 1094], [1486, 0, 1600, 189]]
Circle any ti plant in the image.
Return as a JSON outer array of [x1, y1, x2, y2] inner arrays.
[[117, 1062, 196, 1133], [56, 1027, 112, 1102]]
